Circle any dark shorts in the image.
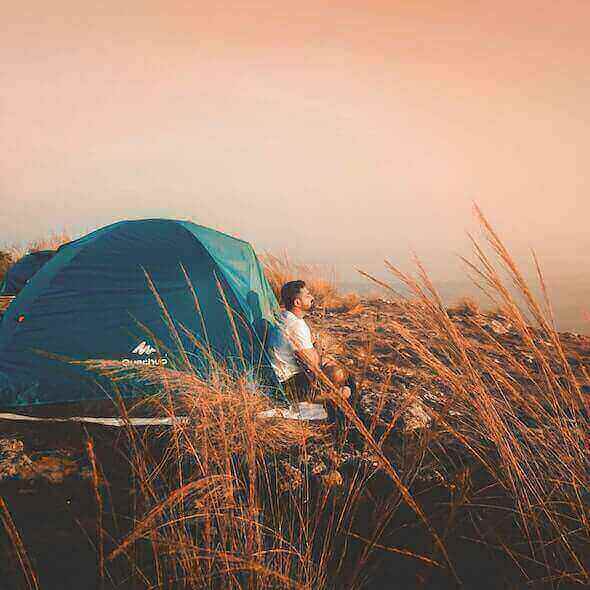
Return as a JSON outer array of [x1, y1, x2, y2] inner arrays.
[[281, 371, 314, 402]]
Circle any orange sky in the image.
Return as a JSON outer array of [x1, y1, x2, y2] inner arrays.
[[2, 1, 589, 278]]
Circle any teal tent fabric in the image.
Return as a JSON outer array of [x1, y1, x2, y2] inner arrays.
[[0, 219, 280, 407], [0, 250, 55, 296]]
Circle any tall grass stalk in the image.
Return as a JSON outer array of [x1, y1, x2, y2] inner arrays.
[[362, 205, 590, 584]]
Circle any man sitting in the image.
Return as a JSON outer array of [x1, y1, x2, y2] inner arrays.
[[268, 280, 359, 422], [268, 280, 319, 401]]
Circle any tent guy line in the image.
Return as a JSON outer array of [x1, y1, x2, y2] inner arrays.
[[0, 402, 328, 425], [0, 413, 190, 426]]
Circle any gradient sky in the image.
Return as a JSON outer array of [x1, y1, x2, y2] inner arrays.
[[3, 1, 589, 280]]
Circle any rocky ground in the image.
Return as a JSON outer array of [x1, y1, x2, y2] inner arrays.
[[2, 297, 590, 494], [1, 298, 590, 588]]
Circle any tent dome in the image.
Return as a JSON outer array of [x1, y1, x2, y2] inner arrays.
[[0, 219, 279, 407]]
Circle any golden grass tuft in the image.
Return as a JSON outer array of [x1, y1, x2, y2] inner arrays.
[[261, 252, 362, 313], [261, 252, 338, 304], [5, 230, 72, 261], [86, 359, 317, 459], [85, 360, 336, 589], [447, 295, 480, 317], [0, 251, 12, 284]]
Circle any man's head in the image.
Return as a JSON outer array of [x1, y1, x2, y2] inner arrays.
[[280, 280, 314, 313]]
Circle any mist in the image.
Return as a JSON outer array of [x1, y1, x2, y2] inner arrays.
[[3, 1, 589, 328]]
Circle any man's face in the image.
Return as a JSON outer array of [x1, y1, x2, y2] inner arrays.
[[296, 286, 315, 312]]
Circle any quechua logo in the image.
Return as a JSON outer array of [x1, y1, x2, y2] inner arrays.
[[123, 340, 168, 366], [132, 341, 157, 355]]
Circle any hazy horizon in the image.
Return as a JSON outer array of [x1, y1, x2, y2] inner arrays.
[[3, 2, 589, 328]]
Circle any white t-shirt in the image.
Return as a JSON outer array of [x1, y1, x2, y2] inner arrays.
[[268, 310, 314, 382]]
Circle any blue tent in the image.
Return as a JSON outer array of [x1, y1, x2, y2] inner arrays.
[[0, 219, 280, 407], [0, 250, 55, 296]]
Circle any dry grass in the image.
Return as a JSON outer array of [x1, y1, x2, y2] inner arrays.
[[81, 352, 458, 589], [0, 251, 12, 285], [261, 252, 361, 313], [85, 363, 347, 590], [360, 204, 590, 586], [72, 263, 445, 589], [3, 209, 590, 588], [0, 498, 40, 590], [4, 230, 71, 261], [447, 295, 481, 317]]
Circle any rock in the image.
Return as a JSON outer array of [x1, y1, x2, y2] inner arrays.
[[278, 461, 304, 493], [488, 319, 512, 335], [0, 439, 34, 481], [311, 460, 327, 476], [321, 470, 343, 488], [0, 438, 83, 484], [31, 456, 78, 484], [360, 391, 432, 433], [403, 402, 432, 431]]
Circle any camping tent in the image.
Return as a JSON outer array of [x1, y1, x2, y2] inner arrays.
[[0, 250, 55, 296], [0, 219, 280, 408]]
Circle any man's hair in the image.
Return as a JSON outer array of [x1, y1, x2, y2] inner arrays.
[[280, 280, 306, 310]]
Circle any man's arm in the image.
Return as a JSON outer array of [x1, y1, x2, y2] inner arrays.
[[287, 320, 322, 377], [294, 346, 321, 375]]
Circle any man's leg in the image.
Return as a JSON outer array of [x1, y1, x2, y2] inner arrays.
[[346, 375, 359, 411], [325, 375, 362, 445]]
